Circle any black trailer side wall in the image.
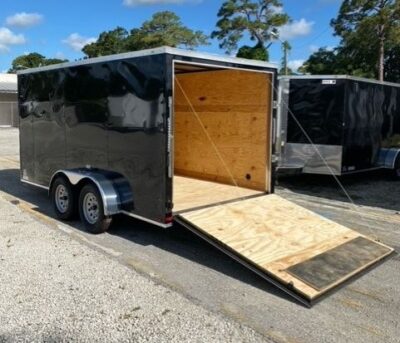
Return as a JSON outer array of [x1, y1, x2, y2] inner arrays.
[[286, 77, 400, 173], [286, 79, 346, 146], [19, 54, 169, 223], [342, 80, 400, 170]]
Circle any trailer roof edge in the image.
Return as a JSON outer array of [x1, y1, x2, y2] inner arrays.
[[17, 46, 278, 75], [279, 74, 400, 88]]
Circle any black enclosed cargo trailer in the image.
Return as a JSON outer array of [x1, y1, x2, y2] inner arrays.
[[18, 47, 278, 228], [18, 48, 393, 306], [278, 75, 400, 176]]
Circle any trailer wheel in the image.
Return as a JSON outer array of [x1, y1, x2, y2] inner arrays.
[[79, 184, 112, 234], [52, 177, 77, 220]]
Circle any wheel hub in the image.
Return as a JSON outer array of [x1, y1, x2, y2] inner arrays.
[[55, 184, 69, 214], [83, 192, 99, 225]]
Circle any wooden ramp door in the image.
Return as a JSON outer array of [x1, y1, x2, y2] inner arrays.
[[175, 194, 394, 306]]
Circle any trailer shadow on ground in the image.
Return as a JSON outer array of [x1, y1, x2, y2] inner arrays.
[[0, 168, 302, 307], [277, 170, 400, 212]]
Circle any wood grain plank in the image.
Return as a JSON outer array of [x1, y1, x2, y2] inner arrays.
[[173, 176, 263, 213], [178, 194, 394, 301], [174, 69, 272, 191]]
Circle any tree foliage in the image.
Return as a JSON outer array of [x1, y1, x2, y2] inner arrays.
[[83, 27, 129, 58], [83, 11, 209, 58], [9, 53, 67, 73], [299, 48, 341, 75], [236, 43, 269, 61], [301, 1, 400, 81], [332, 0, 400, 80], [212, 0, 289, 58], [279, 40, 291, 75]]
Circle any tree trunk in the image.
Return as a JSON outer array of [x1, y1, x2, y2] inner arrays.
[[379, 37, 385, 81]]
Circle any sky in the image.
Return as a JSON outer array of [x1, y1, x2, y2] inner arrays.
[[0, 0, 342, 73]]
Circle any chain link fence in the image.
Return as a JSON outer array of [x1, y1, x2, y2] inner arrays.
[[0, 102, 18, 127]]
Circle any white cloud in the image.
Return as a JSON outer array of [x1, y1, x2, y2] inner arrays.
[[288, 59, 305, 72], [0, 27, 26, 53], [62, 33, 96, 52], [278, 18, 314, 40], [6, 12, 43, 28], [123, 0, 197, 5], [55, 51, 66, 60], [270, 5, 284, 14]]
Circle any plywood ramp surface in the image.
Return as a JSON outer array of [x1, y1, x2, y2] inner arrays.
[[177, 194, 393, 303], [173, 176, 263, 213]]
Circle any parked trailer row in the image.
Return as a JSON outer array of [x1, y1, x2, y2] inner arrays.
[[17, 47, 394, 306], [278, 75, 400, 176]]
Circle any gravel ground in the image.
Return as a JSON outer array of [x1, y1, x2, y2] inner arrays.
[[0, 191, 266, 342]]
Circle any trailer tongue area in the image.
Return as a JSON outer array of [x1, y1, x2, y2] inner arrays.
[[175, 194, 393, 306], [172, 61, 394, 306]]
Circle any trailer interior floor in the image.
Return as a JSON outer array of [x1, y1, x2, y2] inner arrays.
[[173, 176, 263, 213], [174, 175, 265, 213]]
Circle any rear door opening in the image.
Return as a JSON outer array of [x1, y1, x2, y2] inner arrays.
[[172, 61, 273, 213]]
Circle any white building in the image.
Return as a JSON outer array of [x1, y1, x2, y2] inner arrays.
[[0, 73, 18, 127]]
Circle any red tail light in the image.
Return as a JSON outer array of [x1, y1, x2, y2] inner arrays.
[[165, 213, 174, 224]]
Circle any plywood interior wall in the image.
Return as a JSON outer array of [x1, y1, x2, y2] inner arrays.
[[174, 68, 272, 191]]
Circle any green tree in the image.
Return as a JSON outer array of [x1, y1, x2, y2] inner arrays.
[[280, 40, 291, 75], [236, 43, 268, 61], [212, 0, 290, 60], [83, 11, 209, 58], [83, 27, 129, 58], [9, 53, 67, 73], [299, 48, 340, 75], [331, 0, 400, 81], [127, 11, 208, 50], [299, 46, 381, 78], [384, 45, 400, 82]]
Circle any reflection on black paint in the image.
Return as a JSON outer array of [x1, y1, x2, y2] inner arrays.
[[287, 79, 345, 145], [19, 54, 168, 223]]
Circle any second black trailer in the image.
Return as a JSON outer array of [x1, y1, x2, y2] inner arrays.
[[278, 75, 400, 176]]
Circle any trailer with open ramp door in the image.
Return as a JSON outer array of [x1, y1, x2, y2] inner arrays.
[[17, 47, 394, 306]]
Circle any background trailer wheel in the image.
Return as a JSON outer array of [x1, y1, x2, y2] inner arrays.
[[51, 177, 77, 220], [79, 183, 112, 234]]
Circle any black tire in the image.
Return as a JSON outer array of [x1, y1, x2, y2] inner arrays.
[[51, 176, 77, 220], [79, 183, 112, 234]]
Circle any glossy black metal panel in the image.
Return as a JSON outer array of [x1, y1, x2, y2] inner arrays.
[[19, 54, 168, 224], [18, 74, 35, 182], [342, 80, 400, 170], [18, 71, 66, 184], [106, 55, 168, 223], [286, 77, 400, 173], [64, 63, 109, 170], [287, 79, 346, 145], [34, 70, 66, 185]]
